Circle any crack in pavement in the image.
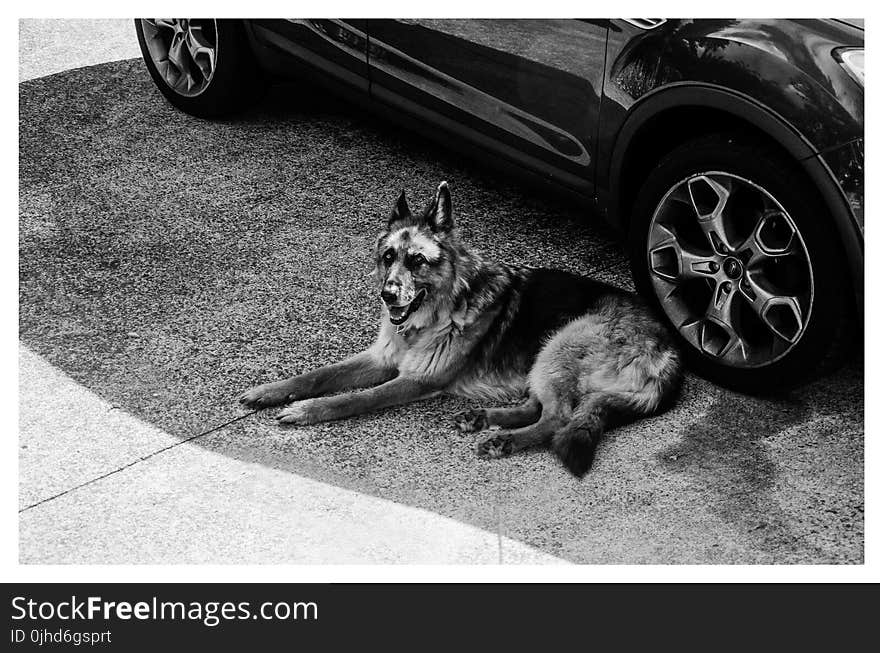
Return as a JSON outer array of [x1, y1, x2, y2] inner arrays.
[[19, 410, 257, 513]]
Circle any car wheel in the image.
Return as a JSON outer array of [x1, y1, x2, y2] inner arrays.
[[135, 19, 264, 118], [629, 133, 849, 393]]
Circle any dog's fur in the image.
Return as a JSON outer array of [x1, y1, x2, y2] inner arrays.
[[240, 182, 682, 476]]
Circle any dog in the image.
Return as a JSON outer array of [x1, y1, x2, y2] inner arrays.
[[239, 181, 682, 476]]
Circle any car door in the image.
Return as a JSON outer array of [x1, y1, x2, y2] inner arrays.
[[366, 19, 609, 197], [247, 19, 370, 93]]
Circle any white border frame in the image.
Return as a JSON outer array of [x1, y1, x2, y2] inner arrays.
[[6, 0, 875, 584]]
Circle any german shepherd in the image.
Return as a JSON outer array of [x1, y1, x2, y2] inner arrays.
[[240, 182, 682, 476]]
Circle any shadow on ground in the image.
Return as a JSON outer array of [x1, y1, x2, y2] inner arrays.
[[19, 60, 864, 563]]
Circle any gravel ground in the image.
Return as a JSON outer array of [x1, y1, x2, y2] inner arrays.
[[19, 59, 864, 563]]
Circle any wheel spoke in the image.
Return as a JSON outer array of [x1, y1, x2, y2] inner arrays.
[[740, 209, 796, 265], [167, 32, 187, 72], [699, 282, 752, 361], [155, 60, 178, 86], [648, 223, 719, 283], [741, 274, 805, 343], [687, 175, 736, 253], [151, 18, 178, 31], [678, 318, 703, 350], [185, 24, 216, 81], [706, 281, 735, 332]]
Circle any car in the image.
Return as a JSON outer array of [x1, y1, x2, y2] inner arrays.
[[134, 18, 864, 393]]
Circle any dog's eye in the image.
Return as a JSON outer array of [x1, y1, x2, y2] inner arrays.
[[382, 249, 395, 265], [410, 254, 427, 267]]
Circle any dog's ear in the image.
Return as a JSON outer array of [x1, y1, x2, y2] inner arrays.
[[424, 181, 453, 233], [388, 190, 411, 228]]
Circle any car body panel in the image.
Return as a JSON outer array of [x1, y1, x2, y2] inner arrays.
[[599, 19, 863, 188], [818, 138, 864, 231], [366, 19, 608, 196], [246, 19, 370, 94], [812, 136, 865, 309]]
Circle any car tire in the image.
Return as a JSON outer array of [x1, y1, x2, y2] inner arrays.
[[135, 19, 265, 118], [628, 133, 850, 393]]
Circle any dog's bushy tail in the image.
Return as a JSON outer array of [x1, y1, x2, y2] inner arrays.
[[551, 392, 672, 478], [550, 393, 632, 477]]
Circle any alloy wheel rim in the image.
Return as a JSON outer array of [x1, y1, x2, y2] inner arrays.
[[141, 19, 218, 97], [647, 172, 814, 368]]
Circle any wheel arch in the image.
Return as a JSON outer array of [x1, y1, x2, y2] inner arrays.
[[609, 83, 862, 309]]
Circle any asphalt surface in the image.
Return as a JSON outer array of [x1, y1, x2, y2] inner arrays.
[[19, 58, 864, 563]]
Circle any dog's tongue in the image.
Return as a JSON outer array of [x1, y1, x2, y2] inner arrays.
[[388, 304, 408, 321]]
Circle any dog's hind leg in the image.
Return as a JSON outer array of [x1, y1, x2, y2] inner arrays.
[[453, 395, 541, 433], [475, 407, 563, 460]]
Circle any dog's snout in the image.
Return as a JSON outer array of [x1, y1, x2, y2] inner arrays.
[[382, 278, 403, 304], [381, 289, 398, 304]]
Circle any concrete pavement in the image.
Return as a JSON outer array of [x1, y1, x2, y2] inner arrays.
[[18, 20, 863, 564], [19, 19, 141, 82]]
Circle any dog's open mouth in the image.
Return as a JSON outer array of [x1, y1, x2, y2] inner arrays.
[[386, 289, 427, 325]]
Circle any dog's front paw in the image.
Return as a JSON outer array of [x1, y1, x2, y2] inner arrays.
[[452, 408, 488, 433], [276, 399, 317, 425], [477, 432, 513, 459], [239, 381, 292, 409]]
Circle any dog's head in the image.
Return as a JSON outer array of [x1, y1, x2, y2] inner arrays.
[[373, 181, 458, 327]]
